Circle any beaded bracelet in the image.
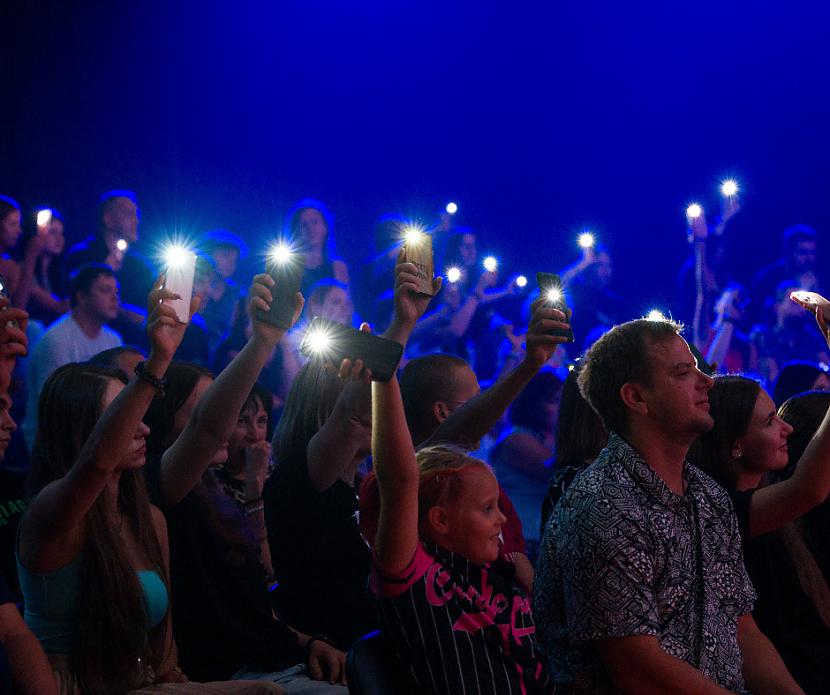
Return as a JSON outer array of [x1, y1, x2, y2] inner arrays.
[[134, 361, 166, 399]]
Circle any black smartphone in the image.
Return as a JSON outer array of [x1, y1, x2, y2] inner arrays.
[[299, 317, 404, 382], [0, 274, 18, 329], [254, 257, 304, 329], [536, 272, 574, 342]]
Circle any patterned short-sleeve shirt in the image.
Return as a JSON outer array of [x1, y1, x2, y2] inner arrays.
[[532, 434, 755, 693]]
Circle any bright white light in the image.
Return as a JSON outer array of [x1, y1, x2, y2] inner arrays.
[[686, 203, 703, 220], [516, 275, 528, 288], [306, 328, 332, 353], [116, 239, 128, 252], [791, 291, 813, 303], [269, 242, 293, 265], [403, 226, 425, 246], [164, 245, 192, 270], [446, 267, 462, 283], [577, 232, 595, 249], [483, 256, 498, 272], [646, 309, 666, 322], [36, 209, 52, 227], [545, 287, 563, 304], [720, 179, 739, 197], [445, 202, 458, 215]]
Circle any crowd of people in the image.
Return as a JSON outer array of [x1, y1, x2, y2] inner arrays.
[[0, 187, 828, 694]]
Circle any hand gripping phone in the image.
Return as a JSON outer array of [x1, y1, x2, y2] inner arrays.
[[536, 272, 575, 343], [299, 317, 404, 382], [254, 253, 304, 329]]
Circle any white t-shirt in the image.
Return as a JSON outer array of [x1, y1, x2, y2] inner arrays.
[[23, 314, 122, 450]]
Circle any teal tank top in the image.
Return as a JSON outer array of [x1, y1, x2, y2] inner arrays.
[[17, 555, 168, 653]]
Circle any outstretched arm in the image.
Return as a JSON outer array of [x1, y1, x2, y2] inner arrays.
[[424, 298, 570, 449], [21, 280, 191, 571], [159, 274, 302, 507]]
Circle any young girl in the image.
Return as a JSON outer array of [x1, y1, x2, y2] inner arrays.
[[358, 259, 557, 694]]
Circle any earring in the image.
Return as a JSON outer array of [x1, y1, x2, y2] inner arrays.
[[732, 449, 743, 459]]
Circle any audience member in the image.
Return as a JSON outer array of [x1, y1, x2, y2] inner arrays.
[[539, 363, 608, 536], [286, 199, 350, 297], [87, 344, 146, 376], [750, 224, 820, 325], [692, 376, 830, 694], [23, 210, 70, 323], [750, 280, 829, 382], [489, 369, 562, 549], [359, 259, 555, 694], [202, 229, 246, 345], [23, 264, 122, 450], [265, 359, 374, 651], [534, 318, 801, 693], [772, 361, 830, 406], [0, 197, 24, 303]]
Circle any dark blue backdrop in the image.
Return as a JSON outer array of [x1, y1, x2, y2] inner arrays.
[[3, 0, 829, 320]]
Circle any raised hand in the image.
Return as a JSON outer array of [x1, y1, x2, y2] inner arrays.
[[524, 298, 572, 369], [392, 250, 442, 329], [248, 273, 304, 347], [791, 290, 830, 344], [147, 276, 196, 362]]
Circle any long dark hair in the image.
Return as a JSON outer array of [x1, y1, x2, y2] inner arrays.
[[143, 362, 258, 562], [692, 377, 830, 628], [272, 359, 345, 467], [508, 369, 563, 437], [554, 364, 608, 472], [29, 363, 168, 694]]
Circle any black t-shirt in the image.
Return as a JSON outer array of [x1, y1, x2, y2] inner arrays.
[[144, 458, 304, 681], [730, 490, 830, 695], [0, 469, 27, 602], [264, 455, 376, 650]]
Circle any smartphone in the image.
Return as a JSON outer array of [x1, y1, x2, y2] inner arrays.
[[403, 233, 436, 296], [254, 257, 304, 329], [536, 272, 574, 343], [164, 251, 197, 323], [0, 274, 18, 328], [36, 209, 52, 234], [299, 317, 403, 382]]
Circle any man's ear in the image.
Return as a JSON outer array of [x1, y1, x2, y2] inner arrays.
[[427, 505, 450, 536], [433, 401, 451, 423], [620, 382, 649, 416]]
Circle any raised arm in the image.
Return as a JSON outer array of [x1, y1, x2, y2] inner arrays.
[[158, 274, 302, 507], [374, 258, 440, 573], [21, 281, 191, 569], [747, 293, 830, 536], [424, 298, 569, 449], [306, 361, 371, 492]]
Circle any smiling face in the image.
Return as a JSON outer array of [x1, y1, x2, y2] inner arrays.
[[427, 465, 506, 566], [736, 389, 794, 475]]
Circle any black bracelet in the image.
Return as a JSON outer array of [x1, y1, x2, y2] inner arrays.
[[134, 361, 166, 399]]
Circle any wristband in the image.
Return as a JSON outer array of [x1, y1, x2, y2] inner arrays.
[[245, 504, 265, 515], [134, 361, 166, 398]]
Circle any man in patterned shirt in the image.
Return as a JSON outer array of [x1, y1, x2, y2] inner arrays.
[[533, 318, 803, 694]]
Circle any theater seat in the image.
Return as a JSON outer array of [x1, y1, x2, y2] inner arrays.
[[346, 631, 419, 695]]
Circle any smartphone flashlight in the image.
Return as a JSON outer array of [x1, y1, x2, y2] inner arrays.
[[268, 241, 294, 265], [36, 209, 53, 228], [516, 275, 528, 288], [116, 239, 128, 252], [577, 232, 595, 250], [646, 309, 667, 322], [445, 202, 458, 215], [686, 203, 703, 220], [720, 179, 739, 197], [545, 287, 563, 304], [403, 226, 426, 247], [446, 267, 462, 284], [305, 326, 333, 354], [163, 245, 197, 323], [483, 256, 498, 272]]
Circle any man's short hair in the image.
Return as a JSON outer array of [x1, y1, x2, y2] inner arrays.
[[69, 263, 116, 307], [97, 189, 138, 228], [577, 318, 683, 434], [400, 353, 471, 435]]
